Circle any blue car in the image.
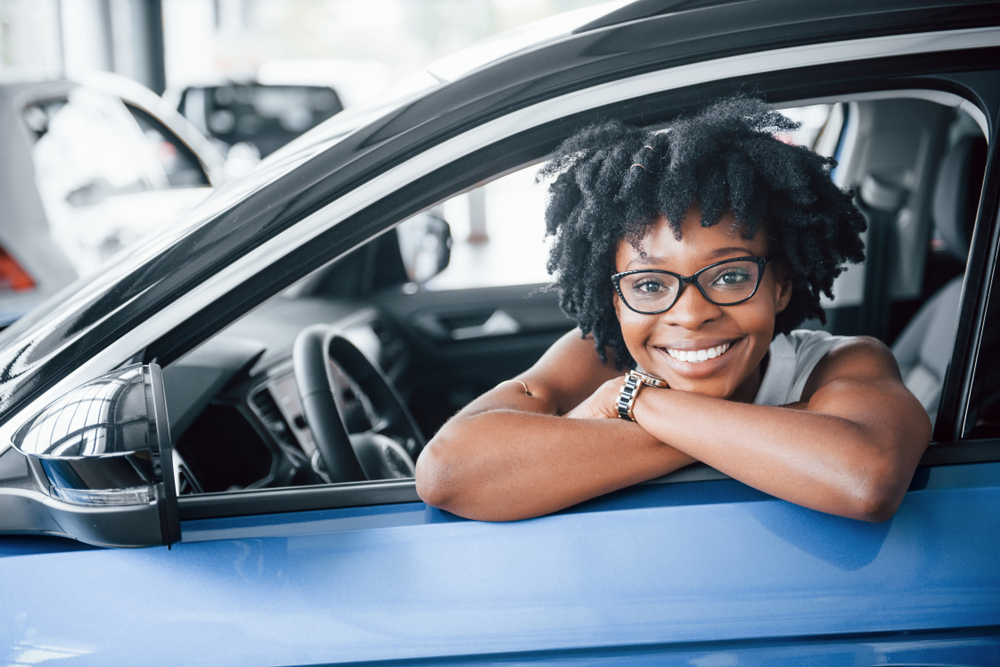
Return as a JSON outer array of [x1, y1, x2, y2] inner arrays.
[[2, 0, 999, 664]]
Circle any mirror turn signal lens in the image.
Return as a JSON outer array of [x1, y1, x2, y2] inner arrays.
[[0, 246, 35, 292]]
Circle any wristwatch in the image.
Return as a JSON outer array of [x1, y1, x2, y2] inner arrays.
[[616, 370, 667, 422]]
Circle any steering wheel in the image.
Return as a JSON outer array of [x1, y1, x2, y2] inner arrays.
[[292, 324, 425, 483]]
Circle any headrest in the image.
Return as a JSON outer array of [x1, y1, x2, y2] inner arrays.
[[934, 135, 988, 263]]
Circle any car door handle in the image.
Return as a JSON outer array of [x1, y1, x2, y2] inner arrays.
[[450, 310, 521, 340]]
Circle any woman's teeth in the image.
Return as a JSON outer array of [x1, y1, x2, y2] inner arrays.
[[666, 342, 730, 363]]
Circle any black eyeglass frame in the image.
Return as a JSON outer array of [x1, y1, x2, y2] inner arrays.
[[611, 256, 771, 315]]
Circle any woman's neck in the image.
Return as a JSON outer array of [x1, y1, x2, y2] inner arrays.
[[730, 351, 769, 403]]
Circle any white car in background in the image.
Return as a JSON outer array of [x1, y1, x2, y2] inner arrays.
[[0, 71, 225, 325]]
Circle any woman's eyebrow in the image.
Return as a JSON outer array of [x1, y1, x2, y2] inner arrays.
[[627, 247, 758, 269], [708, 246, 757, 258]]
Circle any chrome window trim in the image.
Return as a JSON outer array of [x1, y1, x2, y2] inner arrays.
[[2, 26, 997, 452], [788, 89, 989, 143]]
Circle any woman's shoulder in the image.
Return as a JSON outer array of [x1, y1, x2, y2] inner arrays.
[[796, 333, 901, 403], [522, 328, 621, 411], [758, 329, 864, 406], [779, 328, 856, 356], [782, 329, 895, 366]]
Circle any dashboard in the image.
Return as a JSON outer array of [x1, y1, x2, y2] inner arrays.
[[161, 298, 409, 495]]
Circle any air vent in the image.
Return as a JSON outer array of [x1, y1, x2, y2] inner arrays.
[[176, 463, 203, 495], [252, 387, 297, 447], [370, 318, 406, 377]]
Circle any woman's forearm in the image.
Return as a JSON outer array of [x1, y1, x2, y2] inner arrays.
[[415, 407, 695, 521], [631, 384, 928, 521]]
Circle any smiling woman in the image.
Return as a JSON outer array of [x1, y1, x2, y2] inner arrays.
[[414, 96, 933, 523]]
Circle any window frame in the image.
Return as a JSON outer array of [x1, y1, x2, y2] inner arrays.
[[955, 145, 1000, 440], [165, 70, 1000, 522]]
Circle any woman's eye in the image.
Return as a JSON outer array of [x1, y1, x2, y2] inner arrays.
[[712, 269, 750, 287], [633, 279, 671, 296]]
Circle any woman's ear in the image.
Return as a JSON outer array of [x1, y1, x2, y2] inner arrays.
[[772, 264, 793, 314]]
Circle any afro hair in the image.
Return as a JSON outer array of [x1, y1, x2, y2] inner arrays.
[[538, 95, 867, 368]]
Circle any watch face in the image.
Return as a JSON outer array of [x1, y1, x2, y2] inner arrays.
[[631, 370, 667, 388]]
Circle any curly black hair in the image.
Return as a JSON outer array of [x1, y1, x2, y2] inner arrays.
[[538, 95, 867, 368]]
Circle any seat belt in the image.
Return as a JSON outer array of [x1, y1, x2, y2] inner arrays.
[[855, 174, 908, 341]]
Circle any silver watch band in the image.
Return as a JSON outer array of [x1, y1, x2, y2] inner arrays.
[[616, 370, 666, 421]]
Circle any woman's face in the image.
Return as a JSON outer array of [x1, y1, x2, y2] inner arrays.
[[613, 208, 792, 401]]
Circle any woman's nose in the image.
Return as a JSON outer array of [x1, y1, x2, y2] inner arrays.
[[663, 282, 722, 328]]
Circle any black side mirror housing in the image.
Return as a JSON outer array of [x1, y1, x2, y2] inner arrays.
[[1, 364, 180, 548]]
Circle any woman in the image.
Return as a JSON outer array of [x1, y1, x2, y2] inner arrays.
[[414, 96, 931, 523]]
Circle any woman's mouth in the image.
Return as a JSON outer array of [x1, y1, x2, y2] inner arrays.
[[664, 342, 731, 364]]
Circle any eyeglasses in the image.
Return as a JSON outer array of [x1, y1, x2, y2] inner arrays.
[[612, 256, 770, 315]]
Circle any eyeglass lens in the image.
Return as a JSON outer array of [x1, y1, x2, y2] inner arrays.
[[617, 259, 762, 313]]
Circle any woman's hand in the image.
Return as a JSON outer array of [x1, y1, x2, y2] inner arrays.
[[565, 376, 624, 420]]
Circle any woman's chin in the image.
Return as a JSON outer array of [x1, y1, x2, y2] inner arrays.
[[664, 377, 738, 400]]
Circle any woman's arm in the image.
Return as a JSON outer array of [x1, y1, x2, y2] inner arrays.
[[616, 336, 930, 522], [414, 329, 696, 521], [418, 332, 929, 523]]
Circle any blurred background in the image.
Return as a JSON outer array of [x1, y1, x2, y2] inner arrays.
[[0, 0, 607, 324], [2, 0, 606, 85], [1, 0, 606, 158]]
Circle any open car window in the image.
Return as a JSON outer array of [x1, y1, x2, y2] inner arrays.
[[418, 163, 553, 290], [155, 90, 990, 513]]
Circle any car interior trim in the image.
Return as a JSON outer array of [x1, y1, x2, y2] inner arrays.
[[955, 200, 1000, 439], [177, 477, 420, 521]]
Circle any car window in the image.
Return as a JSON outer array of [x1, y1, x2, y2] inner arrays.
[[850, 104, 987, 430], [125, 105, 210, 188], [178, 84, 345, 159], [418, 163, 553, 290], [23, 88, 210, 199], [414, 105, 842, 292], [26, 88, 171, 204]]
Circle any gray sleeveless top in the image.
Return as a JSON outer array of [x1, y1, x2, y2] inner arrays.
[[753, 330, 853, 406]]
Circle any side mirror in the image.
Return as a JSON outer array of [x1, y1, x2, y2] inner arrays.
[[396, 212, 452, 284], [3, 364, 180, 548]]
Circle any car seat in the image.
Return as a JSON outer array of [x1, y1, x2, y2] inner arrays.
[[891, 134, 987, 426]]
